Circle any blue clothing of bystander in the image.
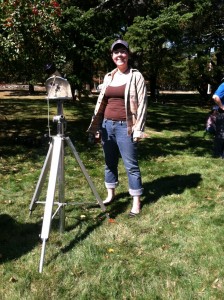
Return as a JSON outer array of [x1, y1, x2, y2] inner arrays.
[[213, 83, 224, 104]]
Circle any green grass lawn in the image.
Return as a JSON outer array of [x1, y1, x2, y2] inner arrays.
[[1, 91, 224, 299]]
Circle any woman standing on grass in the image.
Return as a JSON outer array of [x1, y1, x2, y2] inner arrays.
[[87, 39, 148, 216]]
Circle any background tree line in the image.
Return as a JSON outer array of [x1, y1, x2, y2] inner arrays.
[[0, 0, 224, 101]]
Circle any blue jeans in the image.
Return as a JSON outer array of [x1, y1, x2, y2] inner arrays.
[[101, 119, 143, 196]]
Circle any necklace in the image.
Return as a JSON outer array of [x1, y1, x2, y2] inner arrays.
[[117, 68, 129, 75]]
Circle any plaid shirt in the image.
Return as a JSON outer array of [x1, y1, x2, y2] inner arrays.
[[87, 68, 148, 138]]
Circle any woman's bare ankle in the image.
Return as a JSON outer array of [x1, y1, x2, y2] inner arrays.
[[103, 188, 115, 204], [130, 196, 141, 214]]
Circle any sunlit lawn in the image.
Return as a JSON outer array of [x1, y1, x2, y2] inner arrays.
[[1, 90, 224, 299]]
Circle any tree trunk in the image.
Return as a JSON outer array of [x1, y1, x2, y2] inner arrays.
[[29, 84, 34, 94]]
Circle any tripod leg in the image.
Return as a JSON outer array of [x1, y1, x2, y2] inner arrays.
[[66, 137, 108, 216], [58, 138, 65, 233], [39, 136, 62, 272], [29, 142, 53, 213], [39, 238, 46, 273]]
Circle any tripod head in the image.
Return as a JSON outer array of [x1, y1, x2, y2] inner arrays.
[[45, 76, 72, 100], [45, 76, 72, 136]]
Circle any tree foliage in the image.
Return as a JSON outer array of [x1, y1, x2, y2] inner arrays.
[[0, 0, 223, 99], [0, 0, 63, 82], [125, 3, 192, 94]]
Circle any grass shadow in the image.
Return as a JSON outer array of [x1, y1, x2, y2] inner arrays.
[[0, 94, 214, 159], [45, 212, 108, 264], [139, 134, 214, 158], [60, 217, 105, 254], [142, 173, 202, 205], [104, 192, 131, 218], [0, 214, 40, 263]]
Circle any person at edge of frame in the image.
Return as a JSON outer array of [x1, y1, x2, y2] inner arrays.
[[87, 39, 148, 217], [205, 106, 218, 135], [212, 77, 224, 158]]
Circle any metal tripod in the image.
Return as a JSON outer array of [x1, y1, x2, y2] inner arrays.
[[29, 76, 108, 273]]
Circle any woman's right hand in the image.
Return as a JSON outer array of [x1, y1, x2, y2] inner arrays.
[[88, 131, 101, 144], [94, 131, 101, 143]]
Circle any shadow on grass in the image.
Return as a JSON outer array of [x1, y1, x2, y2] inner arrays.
[[0, 98, 93, 157], [104, 192, 131, 218], [153, 92, 211, 107], [101, 173, 202, 218], [0, 95, 214, 160], [45, 212, 109, 265], [0, 171, 201, 265], [0, 208, 107, 266], [0, 214, 40, 263], [142, 172, 202, 205], [60, 213, 107, 255], [139, 134, 214, 158]]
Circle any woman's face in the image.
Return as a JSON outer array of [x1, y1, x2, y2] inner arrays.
[[111, 47, 129, 68]]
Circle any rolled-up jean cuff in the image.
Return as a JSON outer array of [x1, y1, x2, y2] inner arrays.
[[129, 188, 144, 196], [105, 181, 119, 189]]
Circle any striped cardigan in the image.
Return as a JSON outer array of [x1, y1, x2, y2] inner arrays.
[[87, 68, 148, 138]]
